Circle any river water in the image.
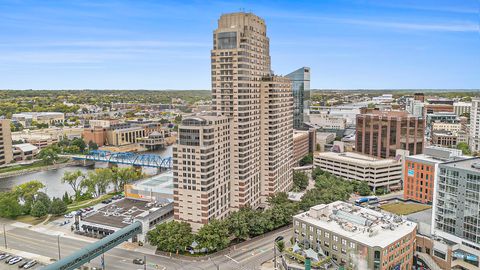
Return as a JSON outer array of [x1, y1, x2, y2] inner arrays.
[[0, 146, 173, 198]]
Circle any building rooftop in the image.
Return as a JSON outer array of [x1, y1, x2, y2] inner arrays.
[[82, 198, 170, 229], [407, 146, 467, 164], [295, 201, 416, 248], [127, 171, 174, 200], [13, 143, 38, 152], [441, 157, 480, 172], [315, 151, 400, 166]]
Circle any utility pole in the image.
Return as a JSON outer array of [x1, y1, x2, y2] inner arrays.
[[3, 224, 7, 249], [144, 255, 147, 270], [273, 243, 277, 270], [57, 235, 61, 260]]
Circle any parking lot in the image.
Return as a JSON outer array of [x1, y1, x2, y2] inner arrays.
[[0, 253, 42, 270]]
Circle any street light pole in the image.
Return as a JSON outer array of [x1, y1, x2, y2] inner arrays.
[[144, 255, 146, 270], [3, 224, 7, 249], [274, 243, 277, 270], [57, 235, 61, 260]]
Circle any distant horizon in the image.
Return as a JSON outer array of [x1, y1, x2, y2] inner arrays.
[[1, 1, 478, 89], [1, 88, 479, 92]]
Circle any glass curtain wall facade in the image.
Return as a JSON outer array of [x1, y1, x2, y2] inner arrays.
[[286, 67, 310, 130]]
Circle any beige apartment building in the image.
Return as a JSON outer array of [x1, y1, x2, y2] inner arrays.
[[174, 12, 293, 229], [210, 12, 292, 208], [260, 75, 293, 197], [173, 115, 232, 231], [0, 119, 13, 165]]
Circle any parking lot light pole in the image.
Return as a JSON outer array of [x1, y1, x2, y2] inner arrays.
[[3, 224, 7, 249], [57, 235, 61, 260]]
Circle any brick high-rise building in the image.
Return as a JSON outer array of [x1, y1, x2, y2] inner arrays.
[[356, 109, 424, 158], [0, 119, 13, 166], [174, 12, 293, 230]]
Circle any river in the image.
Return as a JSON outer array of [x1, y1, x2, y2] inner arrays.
[[0, 146, 173, 198]]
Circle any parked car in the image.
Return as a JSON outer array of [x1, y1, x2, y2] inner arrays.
[[18, 260, 28, 268], [23, 260, 37, 269], [3, 255, 13, 263], [132, 258, 144, 265], [0, 254, 9, 260], [64, 213, 73, 218], [9, 257, 23, 265]]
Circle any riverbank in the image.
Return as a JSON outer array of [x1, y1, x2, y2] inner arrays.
[[0, 158, 79, 179]]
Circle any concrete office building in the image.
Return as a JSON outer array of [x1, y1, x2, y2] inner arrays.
[[294, 201, 416, 270], [12, 112, 64, 128], [307, 113, 347, 130], [431, 158, 480, 268], [356, 109, 424, 159], [0, 119, 13, 165], [314, 151, 402, 192], [286, 67, 310, 129], [173, 115, 233, 231], [470, 98, 480, 153], [404, 147, 465, 204], [453, 101, 472, 116]]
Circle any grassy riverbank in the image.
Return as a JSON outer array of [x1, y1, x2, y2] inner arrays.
[[0, 157, 71, 175]]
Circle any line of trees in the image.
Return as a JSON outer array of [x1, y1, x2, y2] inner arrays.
[[62, 167, 142, 201], [0, 181, 68, 218], [148, 168, 371, 254], [147, 193, 298, 254]]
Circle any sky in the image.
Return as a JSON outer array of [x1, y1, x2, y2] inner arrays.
[[0, 0, 479, 90]]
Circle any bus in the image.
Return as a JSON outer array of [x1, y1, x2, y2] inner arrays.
[[355, 196, 379, 206]]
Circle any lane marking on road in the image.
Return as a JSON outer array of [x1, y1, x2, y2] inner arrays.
[[225, 254, 240, 264]]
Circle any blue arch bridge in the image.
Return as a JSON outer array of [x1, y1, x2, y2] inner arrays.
[[72, 150, 173, 170]]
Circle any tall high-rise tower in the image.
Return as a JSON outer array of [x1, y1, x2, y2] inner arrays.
[[174, 12, 293, 230], [286, 67, 310, 129], [211, 12, 287, 209], [0, 119, 13, 166], [470, 98, 480, 152]]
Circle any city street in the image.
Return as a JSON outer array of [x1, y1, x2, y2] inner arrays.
[[0, 225, 292, 270]]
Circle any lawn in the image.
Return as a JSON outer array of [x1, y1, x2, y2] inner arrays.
[[15, 215, 46, 225], [0, 157, 70, 174], [67, 193, 115, 212], [380, 202, 431, 215]]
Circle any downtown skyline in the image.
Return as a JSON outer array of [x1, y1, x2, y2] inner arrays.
[[1, 0, 479, 90]]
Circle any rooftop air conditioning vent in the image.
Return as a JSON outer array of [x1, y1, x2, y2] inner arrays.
[[471, 163, 480, 169]]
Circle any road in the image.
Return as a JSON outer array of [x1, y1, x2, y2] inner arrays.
[[0, 225, 291, 270]]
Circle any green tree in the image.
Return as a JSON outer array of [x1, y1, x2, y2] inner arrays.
[[31, 201, 48, 218], [147, 221, 194, 253], [299, 153, 313, 166], [71, 138, 87, 153], [293, 171, 309, 191], [276, 240, 285, 253], [14, 180, 45, 204], [356, 181, 371, 196], [82, 168, 113, 197], [0, 192, 22, 218], [456, 142, 471, 155], [88, 141, 99, 150], [38, 148, 59, 165], [62, 170, 84, 195], [227, 208, 251, 241], [196, 220, 230, 252], [35, 192, 51, 210], [112, 167, 142, 192], [62, 191, 72, 204], [49, 198, 68, 215]]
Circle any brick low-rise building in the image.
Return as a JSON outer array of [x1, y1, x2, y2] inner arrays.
[[356, 109, 424, 159]]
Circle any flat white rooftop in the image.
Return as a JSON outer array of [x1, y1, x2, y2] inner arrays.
[[294, 201, 416, 248], [315, 151, 399, 167]]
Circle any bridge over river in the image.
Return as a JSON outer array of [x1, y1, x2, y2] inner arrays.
[[72, 150, 173, 170]]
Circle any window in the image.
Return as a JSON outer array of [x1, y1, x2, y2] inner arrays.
[[217, 32, 237, 49], [342, 239, 347, 245], [349, 242, 356, 249], [333, 235, 338, 242], [324, 232, 330, 238]]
